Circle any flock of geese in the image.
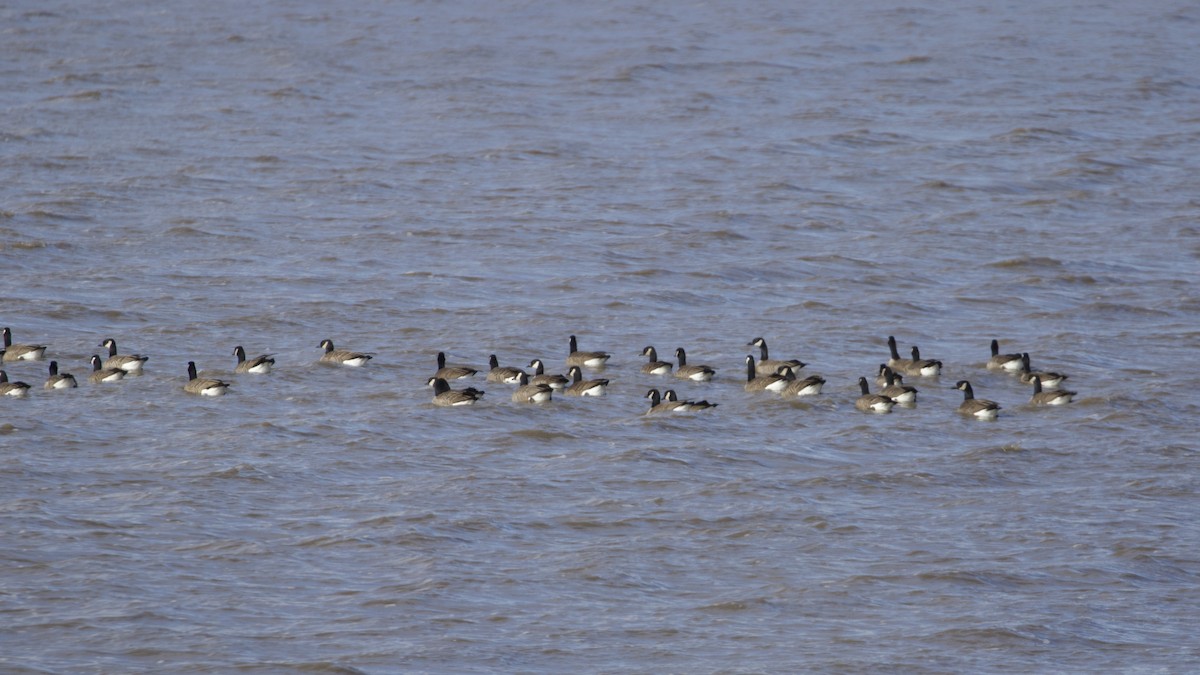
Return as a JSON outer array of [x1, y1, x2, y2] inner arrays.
[[2, 326, 1077, 418]]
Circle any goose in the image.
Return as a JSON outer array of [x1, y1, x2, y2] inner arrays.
[[1, 327, 47, 362], [645, 388, 687, 414], [428, 377, 484, 406], [233, 346, 275, 374], [1015, 353, 1068, 389], [0, 371, 32, 397], [1030, 375, 1076, 406], [886, 335, 914, 374], [987, 339, 1024, 371], [99, 338, 148, 372], [486, 355, 526, 384], [663, 389, 719, 411], [747, 337, 805, 377], [855, 377, 895, 413], [880, 367, 918, 404], [779, 367, 825, 397], [566, 335, 610, 369], [511, 372, 554, 403], [435, 352, 478, 380], [44, 361, 77, 389], [88, 355, 126, 383], [906, 345, 943, 377], [954, 380, 1000, 419], [645, 388, 679, 414], [875, 363, 894, 387], [743, 355, 790, 393], [184, 361, 231, 396], [564, 366, 609, 396], [639, 346, 673, 375], [528, 359, 569, 390], [318, 339, 372, 367], [674, 347, 715, 382]]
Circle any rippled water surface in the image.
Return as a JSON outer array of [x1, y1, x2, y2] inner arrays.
[[3, 0, 1199, 672]]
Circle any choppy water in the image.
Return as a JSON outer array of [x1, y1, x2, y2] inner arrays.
[[3, 0, 1199, 672]]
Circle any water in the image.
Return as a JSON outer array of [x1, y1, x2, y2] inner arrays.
[[3, 0, 1199, 672]]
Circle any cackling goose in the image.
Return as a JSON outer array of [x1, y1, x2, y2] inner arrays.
[[564, 366, 609, 396], [1016, 353, 1068, 389], [0, 370, 32, 397], [954, 380, 1000, 419], [674, 347, 715, 382], [486, 355, 526, 384], [318, 339, 372, 367], [1, 327, 47, 362], [880, 366, 918, 404], [428, 377, 485, 406], [44, 361, 77, 389], [987, 339, 1024, 371], [99, 338, 148, 373], [512, 372, 554, 403], [663, 389, 718, 411], [743, 355, 790, 393], [779, 367, 825, 397], [528, 359, 569, 390], [88, 355, 126, 383], [233, 346, 275, 374], [435, 351, 478, 380], [906, 345, 943, 377], [1030, 376, 1076, 406], [855, 377, 895, 413], [185, 361, 231, 396], [747, 337, 805, 377], [567, 335, 611, 369], [639, 346, 673, 375]]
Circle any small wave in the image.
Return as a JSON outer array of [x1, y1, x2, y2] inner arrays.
[[510, 428, 577, 441], [1073, 302, 1171, 318], [986, 256, 1065, 269]]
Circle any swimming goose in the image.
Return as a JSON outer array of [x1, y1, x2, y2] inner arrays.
[[743, 355, 790, 393], [99, 338, 148, 373], [564, 366, 609, 396], [44, 361, 77, 389], [1030, 375, 1076, 406], [1015, 353, 1068, 389], [318, 339, 372, 367], [880, 367, 918, 404], [233, 346, 275, 374], [645, 388, 683, 414], [779, 367, 825, 397], [88, 355, 126, 383], [567, 335, 611, 369], [906, 345, 943, 377], [2, 327, 47, 362], [528, 359, 569, 390], [486, 355, 526, 384], [747, 337, 805, 377], [886, 335, 914, 374], [427, 377, 485, 406], [639, 346, 673, 375], [954, 380, 1000, 419], [855, 377, 895, 413], [511, 372, 554, 403], [0, 371, 32, 397], [987, 339, 1024, 371], [875, 363, 894, 387], [663, 389, 719, 411], [674, 347, 716, 382], [184, 361, 231, 396], [435, 352, 478, 380]]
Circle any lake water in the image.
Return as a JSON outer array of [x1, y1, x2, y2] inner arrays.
[[3, 0, 1199, 672]]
